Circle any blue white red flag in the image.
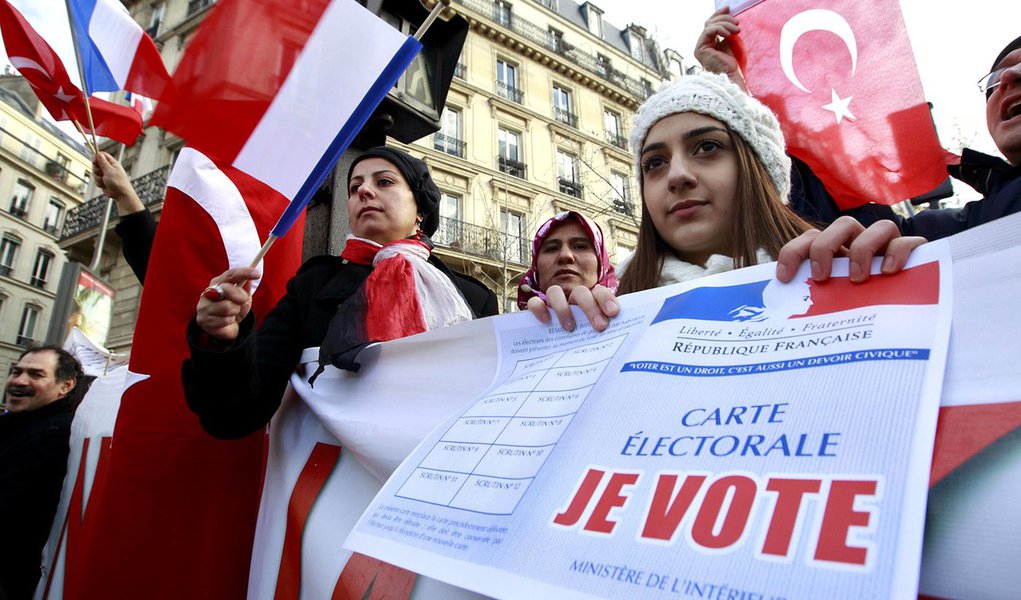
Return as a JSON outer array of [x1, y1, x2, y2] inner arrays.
[[66, 0, 169, 97], [124, 91, 152, 120], [151, 0, 421, 239]]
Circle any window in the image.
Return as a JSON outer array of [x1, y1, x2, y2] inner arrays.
[[19, 135, 41, 167], [557, 151, 582, 198], [18, 304, 40, 345], [548, 27, 565, 53], [611, 171, 633, 215], [0, 236, 19, 277], [434, 193, 462, 246], [31, 250, 53, 288], [552, 86, 577, 127], [496, 60, 521, 103], [43, 199, 63, 234], [604, 109, 626, 149], [147, 2, 165, 37], [498, 128, 525, 178], [434, 108, 464, 158], [630, 34, 646, 62], [48, 153, 70, 181], [597, 54, 613, 78], [587, 7, 603, 38], [17, 304, 40, 347], [494, 1, 512, 28], [10, 180, 33, 217], [500, 209, 527, 264]]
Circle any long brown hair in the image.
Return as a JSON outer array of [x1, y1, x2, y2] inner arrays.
[[618, 127, 813, 294]]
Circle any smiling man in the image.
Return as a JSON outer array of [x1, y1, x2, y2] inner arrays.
[[0, 346, 82, 600]]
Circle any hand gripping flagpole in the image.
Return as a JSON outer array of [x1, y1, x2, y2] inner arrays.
[[244, 0, 454, 275], [63, 0, 100, 153]]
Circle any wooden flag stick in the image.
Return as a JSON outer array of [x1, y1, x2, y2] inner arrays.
[[71, 120, 98, 154], [63, 0, 100, 151], [247, 234, 278, 271], [414, 0, 451, 41]]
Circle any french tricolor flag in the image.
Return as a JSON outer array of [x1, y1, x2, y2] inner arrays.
[[67, 0, 169, 97], [125, 91, 153, 120], [151, 0, 421, 239]]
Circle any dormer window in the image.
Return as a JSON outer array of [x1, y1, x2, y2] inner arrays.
[[582, 3, 604, 38]]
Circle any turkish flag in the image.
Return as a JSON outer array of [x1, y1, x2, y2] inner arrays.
[[0, 0, 142, 144], [59, 149, 304, 599], [731, 0, 956, 209]]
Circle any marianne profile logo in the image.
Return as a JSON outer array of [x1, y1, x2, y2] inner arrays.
[[651, 261, 939, 325]]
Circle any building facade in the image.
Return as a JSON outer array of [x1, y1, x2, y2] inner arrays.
[[0, 77, 90, 368], [59, 0, 675, 353]]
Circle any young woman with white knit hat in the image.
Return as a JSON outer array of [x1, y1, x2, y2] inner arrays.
[[530, 71, 925, 330]]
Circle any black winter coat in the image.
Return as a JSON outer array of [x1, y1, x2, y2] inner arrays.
[[183, 254, 498, 439], [0, 398, 74, 600]]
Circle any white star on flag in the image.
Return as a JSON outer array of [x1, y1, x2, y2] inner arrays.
[[822, 88, 856, 124]]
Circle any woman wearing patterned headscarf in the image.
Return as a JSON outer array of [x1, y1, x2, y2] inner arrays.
[[516, 211, 617, 310]]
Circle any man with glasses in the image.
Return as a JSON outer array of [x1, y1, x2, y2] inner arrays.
[[0, 346, 83, 599]]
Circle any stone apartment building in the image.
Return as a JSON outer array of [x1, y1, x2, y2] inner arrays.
[[59, 0, 678, 353], [0, 76, 90, 367]]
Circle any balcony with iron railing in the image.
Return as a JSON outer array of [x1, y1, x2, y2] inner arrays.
[[554, 107, 578, 128], [454, 62, 467, 79], [187, 0, 216, 17], [8, 205, 28, 219], [0, 264, 12, 278], [613, 198, 635, 216], [0, 127, 89, 188], [606, 130, 628, 151], [29, 276, 46, 289], [453, 0, 659, 102], [432, 217, 530, 265], [16, 335, 36, 348], [558, 178, 583, 199], [496, 81, 523, 104], [434, 133, 466, 158], [498, 156, 527, 179], [62, 165, 172, 239]]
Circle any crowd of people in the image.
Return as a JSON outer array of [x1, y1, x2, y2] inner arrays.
[[2, 7, 1018, 598]]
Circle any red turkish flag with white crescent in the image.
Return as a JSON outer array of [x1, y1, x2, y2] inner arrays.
[[730, 0, 956, 209], [0, 0, 142, 144]]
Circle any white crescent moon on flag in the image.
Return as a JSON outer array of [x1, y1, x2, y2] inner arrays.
[[9, 56, 53, 81], [779, 9, 857, 94]]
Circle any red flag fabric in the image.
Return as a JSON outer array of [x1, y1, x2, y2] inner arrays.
[[0, 0, 142, 144], [731, 0, 956, 209], [62, 149, 303, 599]]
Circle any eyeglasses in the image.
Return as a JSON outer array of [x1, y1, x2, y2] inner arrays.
[[978, 68, 1005, 96], [979, 60, 1020, 97]]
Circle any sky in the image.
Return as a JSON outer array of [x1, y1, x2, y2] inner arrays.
[[2, 0, 1017, 199]]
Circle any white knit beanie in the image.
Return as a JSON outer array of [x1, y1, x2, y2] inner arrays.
[[630, 71, 791, 201]]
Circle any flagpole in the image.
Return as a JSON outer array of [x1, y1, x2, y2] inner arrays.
[[90, 144, 125, 271], [63, 0, 100, 152], [71, 119, 98, 154], [415, 0, 451, 41]]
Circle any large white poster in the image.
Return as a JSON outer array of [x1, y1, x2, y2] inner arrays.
[[344, 245, 952, 600]]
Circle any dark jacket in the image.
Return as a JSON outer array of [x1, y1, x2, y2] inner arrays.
[[183, 254, 498, 439], [893, 149, 1021, 239], [791, 150, 1021, 240], [0, 398, 75, 600], [115, 208, 158, 283]]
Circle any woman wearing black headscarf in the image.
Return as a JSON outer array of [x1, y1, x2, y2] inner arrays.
[[183, 147, 498, 438]]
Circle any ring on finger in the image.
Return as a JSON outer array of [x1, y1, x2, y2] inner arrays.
[[202, 283, 226, 301]]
